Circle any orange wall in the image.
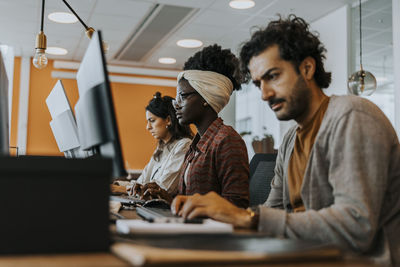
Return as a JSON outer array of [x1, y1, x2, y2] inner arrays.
[[12, 57, 177, 169], [10, 57, 20, 155], [27, 59, 65, 156], [111, 81, 177, 169]]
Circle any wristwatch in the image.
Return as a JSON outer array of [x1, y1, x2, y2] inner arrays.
[[246, 206, 260, 230]]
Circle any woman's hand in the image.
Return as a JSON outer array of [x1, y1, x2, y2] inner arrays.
[[171, 191, 252, 228], [127, 182, 141, 196], [140, 182, 173, 203]]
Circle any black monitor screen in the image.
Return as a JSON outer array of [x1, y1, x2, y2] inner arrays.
[[0, 51, 9, 156], [75, 31, 126, 179]]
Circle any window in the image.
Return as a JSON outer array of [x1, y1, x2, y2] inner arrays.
[[350, 0, 394, 125]]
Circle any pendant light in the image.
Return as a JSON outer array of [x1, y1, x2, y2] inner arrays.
[[33, 0, 109, 69], [33, 0, 48, 69], [347, 0, 376, 96]]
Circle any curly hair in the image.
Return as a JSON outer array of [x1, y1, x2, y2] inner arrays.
[[183, 44, 243, 90], [146, 92, 193, 161], [239, 15, 331, 89]]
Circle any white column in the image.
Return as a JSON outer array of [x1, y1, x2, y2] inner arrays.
[[393, 0, 400, 138], [17, 57, 30, 155]]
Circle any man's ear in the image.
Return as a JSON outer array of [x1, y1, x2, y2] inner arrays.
[[299, 57, 316, 81]]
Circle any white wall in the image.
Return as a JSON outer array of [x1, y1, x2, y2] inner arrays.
[[393, 0, 400, 138], [311, 5, 350, 96]]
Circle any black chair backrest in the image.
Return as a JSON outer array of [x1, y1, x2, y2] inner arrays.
[[249, 153, 277, 207]]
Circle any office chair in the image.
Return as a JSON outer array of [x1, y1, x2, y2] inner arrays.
[[249, 153, 277, 207]]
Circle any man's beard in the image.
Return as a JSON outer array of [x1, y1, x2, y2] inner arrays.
[[272, 76, 311, 121]]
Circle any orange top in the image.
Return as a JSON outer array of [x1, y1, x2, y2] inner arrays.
[[287, 97, 330, 212]]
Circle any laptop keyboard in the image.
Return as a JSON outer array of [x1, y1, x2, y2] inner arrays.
[[110, 195, 145, 205], [136, 206, 203, 224]]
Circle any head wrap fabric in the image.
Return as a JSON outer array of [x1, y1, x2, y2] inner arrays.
[[177, 70, 233, 114]]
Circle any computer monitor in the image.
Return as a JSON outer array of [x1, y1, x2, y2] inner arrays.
[[0, 156, 111, 254], [46, 80, 86, 158], [75, 31, 127, 179], [0, 51, 9, 156]]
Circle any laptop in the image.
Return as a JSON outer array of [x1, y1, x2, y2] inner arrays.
[[136, 205, 203, 224], [0, 156, 111, 254], [110, 194, 145, 205]]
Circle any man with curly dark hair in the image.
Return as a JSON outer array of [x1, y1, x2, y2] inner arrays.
[[172, 15, 400, 266], [142, 44, 249, 208]]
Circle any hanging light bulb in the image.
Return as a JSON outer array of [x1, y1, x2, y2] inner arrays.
[[347, 67, 377, 96], [33, 0, 48, 69], [33, 31, 48, 69], [347, 0, 376, 96]]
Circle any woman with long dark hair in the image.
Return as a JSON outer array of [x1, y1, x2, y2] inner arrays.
[[112, 92, 193, 197]]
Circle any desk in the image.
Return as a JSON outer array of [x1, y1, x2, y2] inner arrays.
[[111, 209, 378, 267], [0, 253, 129, 267], [0, 253, 377, 267], [0, 208, 379, 267]]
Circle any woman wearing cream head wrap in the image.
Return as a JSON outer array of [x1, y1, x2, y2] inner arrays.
[[177, 70, 233, 114], [169, 44, 250, 209], [143, 45, 249, 206]]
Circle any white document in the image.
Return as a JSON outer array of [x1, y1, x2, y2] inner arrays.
[[116, 219, 233, 235]]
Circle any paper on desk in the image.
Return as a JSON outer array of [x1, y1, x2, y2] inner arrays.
[[116, 219, 233, 234]]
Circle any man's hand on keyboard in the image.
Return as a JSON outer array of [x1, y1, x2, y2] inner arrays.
[[171, 192, 252, 228]]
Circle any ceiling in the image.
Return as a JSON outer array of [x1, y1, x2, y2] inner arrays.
[[0, 0, 365, 70]]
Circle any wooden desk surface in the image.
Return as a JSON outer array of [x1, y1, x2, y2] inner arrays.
[[0, 208, 378, 267], [0, 253, 376, 267], [0, 252, 129, 267]]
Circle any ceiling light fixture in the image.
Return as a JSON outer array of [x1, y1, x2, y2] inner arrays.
[[158, 57, 176, 64], [46, 47, 68, 55], [61, 0, 109, 53], [176, 39, 203, 48], [33, 0, 110, 69], [229, 0, 255, 9], [33, 0, 48, 69], [347, 0, 376, 96], [48, 12, 78, 24]]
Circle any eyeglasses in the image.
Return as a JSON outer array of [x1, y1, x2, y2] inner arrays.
[[172, 91, 198, 107]]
